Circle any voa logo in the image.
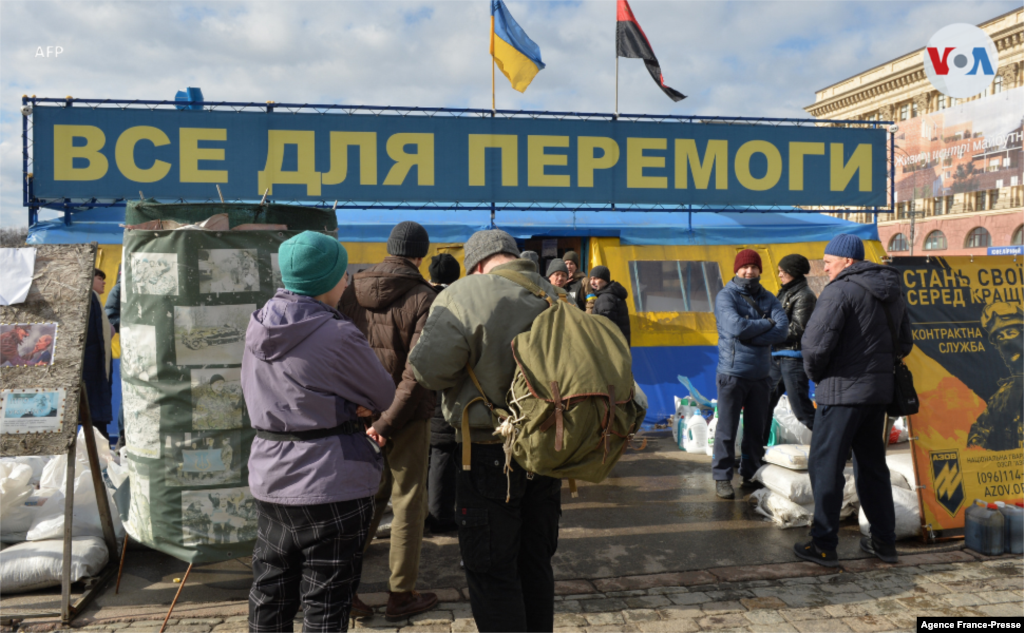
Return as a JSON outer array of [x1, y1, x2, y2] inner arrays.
[[924, 23, 999, 99]]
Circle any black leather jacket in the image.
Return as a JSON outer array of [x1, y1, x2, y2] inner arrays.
[[774, 277, 816, 352]]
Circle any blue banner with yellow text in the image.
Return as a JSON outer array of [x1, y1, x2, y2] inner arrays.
[[32, 107, 887, 207]]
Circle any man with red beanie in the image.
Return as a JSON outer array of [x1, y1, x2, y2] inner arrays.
[[712, 249, 788, 499]]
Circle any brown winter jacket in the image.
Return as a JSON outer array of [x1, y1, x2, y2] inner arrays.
[[338, 256, 437, 437]]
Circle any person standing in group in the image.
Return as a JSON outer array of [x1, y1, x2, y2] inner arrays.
[[766, 254, 818, 442], [408, 230, 564, 633], [425, 253, 461, 535], [712, 250, 788, 500], [588, 266, 631, 344], [519, 250, 540, 273], [242, 231, 395, 633], [105, 267, 126, 451], [338, 221, 439, 620], [85, 269, 113, 441], [545, 258, 570, 289], [562, 251, 587, 308], [795, 234, 912, 567]]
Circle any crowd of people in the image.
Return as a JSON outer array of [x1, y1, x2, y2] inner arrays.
[[226, 224, 912, 633]]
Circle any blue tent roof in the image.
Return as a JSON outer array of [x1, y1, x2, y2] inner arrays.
[[27, 207, 878, 245]]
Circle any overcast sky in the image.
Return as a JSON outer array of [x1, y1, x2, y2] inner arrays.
[[0, 0, 1018, 228]]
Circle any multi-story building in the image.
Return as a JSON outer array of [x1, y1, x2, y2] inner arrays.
[[806, 8, 1023, 256]]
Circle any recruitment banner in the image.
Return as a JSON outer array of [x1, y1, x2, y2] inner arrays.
[[893, 256, 1023, 537], [893, 87, 1023, 202], [31, 105, 887, 207]]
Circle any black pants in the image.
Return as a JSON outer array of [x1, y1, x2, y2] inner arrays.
[[457, 444, 561, 632], [765, 356, 816, 445], [713, 373, 771, 481], [249, 497, 374, 633], [808, 404, 895, 551], [428, 443, 458, 526]]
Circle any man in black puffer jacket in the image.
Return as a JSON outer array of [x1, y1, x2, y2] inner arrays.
[[425, 254, 461, 534], [766, 254, 817, 439], [589, 266, 630, 344], [795, 234, 913, 569]]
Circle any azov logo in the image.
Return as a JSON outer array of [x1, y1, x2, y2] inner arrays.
[[924, 24, 999, 99]]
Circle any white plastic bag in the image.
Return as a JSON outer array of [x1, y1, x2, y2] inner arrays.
[[763, 444, 810, 470], [886, 452, 917, 489], [0, 537, 108, 594], [771, 407, 813, 445], [106, 459, 128, 490], [754, 464, 814, 504], [749, 489, 814, 528], [0, 462, 34, 516], [859, 485, 921, 541], [705, 417, 718, 456], [1, 456, 51, 487], [683, 414, 708, 453]]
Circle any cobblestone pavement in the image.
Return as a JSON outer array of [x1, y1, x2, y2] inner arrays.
[[9, 550, 1021, 633]]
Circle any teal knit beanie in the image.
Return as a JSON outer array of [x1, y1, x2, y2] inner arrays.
[[278, 232, 348, 297]]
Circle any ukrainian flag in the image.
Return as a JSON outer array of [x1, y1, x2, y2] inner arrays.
[[490, 0, 545, 93]]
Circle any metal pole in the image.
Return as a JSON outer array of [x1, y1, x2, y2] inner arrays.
[[615, 57, 619, 118], [492, 58, 496, 113]]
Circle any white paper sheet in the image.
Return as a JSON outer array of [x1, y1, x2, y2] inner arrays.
[[0, 248, 36, 306]]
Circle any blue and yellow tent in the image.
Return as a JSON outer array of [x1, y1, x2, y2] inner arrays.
[[29, 208, 882, 425]]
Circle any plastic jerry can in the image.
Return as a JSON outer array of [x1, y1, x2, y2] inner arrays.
[[994, 501, 1023, 554], [964, 500, 1005, 556], [684, 414, 708, 453]]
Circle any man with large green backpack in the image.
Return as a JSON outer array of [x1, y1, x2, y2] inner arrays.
[[409, 229, 644, 632]]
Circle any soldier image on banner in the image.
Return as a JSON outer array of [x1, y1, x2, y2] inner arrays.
[[967, 302, 1023, 452], [191, 368, 244, 430]]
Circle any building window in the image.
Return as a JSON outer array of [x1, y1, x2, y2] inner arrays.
[[924, 231, 947, 251], [1012, 225, 1023, 246], [946, 195, 955, 214], [994, 75, 1003, 94], [899, 104, 909, 121], [934, 197, 944, 216], [889, 233, 910, 252], [629, 260, 724, 313], [964, 227, 992, 249], [912, 102, 919, 118], [938, 95, 947, 110], [976, 191, 987, 211], [896, 202, 906, 219], [989, 189, 999, 208]]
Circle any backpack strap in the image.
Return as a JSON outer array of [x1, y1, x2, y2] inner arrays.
[[460, 363, 494, 471], [490, 268, 556, 306]]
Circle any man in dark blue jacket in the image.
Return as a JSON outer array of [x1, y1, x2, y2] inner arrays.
[[796, 234, 913, 567], [713, 250, 788, 499]]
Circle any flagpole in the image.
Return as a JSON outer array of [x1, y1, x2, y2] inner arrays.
[[615, 56, 619, 119], [492, 57, 496, 113]]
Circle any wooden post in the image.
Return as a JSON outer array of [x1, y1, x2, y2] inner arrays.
[[160, 563, 194, 633], [60, 434, 77, 623], [79, 384, 119, 558]]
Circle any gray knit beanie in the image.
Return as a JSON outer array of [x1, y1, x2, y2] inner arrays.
[[520, 250, 540, 271], [546, 258, 569, 277], [387, 221, 430, 259], [463, 229, 520, 273]]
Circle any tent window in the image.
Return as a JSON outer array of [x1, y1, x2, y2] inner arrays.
[[629, 261, 723, 313]]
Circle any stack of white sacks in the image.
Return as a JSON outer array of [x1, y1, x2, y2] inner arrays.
[[746, 398, 921, 539], [0, 428, 126, 594]]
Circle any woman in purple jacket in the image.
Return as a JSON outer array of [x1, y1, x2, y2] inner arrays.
[[243, 232, 396, 633]]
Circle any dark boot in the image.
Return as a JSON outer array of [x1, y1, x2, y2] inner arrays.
[[860, 536, 898, 564], [384, 590, 438, 621], [793, 540, 838, 568], [351, 594, 373, 618], [715, 480, 735, 499]]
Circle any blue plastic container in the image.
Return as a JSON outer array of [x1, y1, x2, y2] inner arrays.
[[965, 501, 1005, 556], [994, 502, 1023, 555]]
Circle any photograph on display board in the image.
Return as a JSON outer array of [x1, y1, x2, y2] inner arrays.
[[0, 388, 65, 434], [123, 381, 161, 459], [120, 324, 159, 381], [173, 305, 254, 366], [181, 486, 258, 546], [191, 368, 244, 430], [163, 430, 242, 487], [270, 253, 283, 291], [126, 459, 153, 544], [0, 323, 57, 367], [198, 249, 260, 295], [130, 252, 179, 296]]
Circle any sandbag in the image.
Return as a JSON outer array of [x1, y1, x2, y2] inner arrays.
[[770, 406, 812, 445], [755, 464, 859, 508], [859, 485, 921, 541], [1, 456, 52, 487], [0, 463, 34, 516], [750, 488, 858, 529], [886, 452, 917, 489], [0, 537, 108, 594], [763, 445, 810, 470]]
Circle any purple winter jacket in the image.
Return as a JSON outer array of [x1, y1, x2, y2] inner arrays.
[[242, 290, 395, 505]]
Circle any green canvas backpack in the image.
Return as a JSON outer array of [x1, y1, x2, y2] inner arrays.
[[460, 268, 647, 500]]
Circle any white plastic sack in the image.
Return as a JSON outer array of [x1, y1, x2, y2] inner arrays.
[[1, 456, 51, 487], [763, 445, 810, 471], [886, 452, 917, 489], [705, 417, 718, 456], [751, 488, 858, 529], [859, 485, 921, 541], [1, 490, 58, 543], [682, 414, 708, 453], [754, 464, 813, 504], [0, 537, 108, 594], [0, 463, 34, 516], [772, 406, 813, 445], [106, 459, 128, 490]]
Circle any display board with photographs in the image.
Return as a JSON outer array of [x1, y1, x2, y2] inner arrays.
[[121, 227, 302, 564], [0, 244, 96, 457]]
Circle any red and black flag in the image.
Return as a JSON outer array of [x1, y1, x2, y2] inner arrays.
[[616, 0, 686, 102]]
